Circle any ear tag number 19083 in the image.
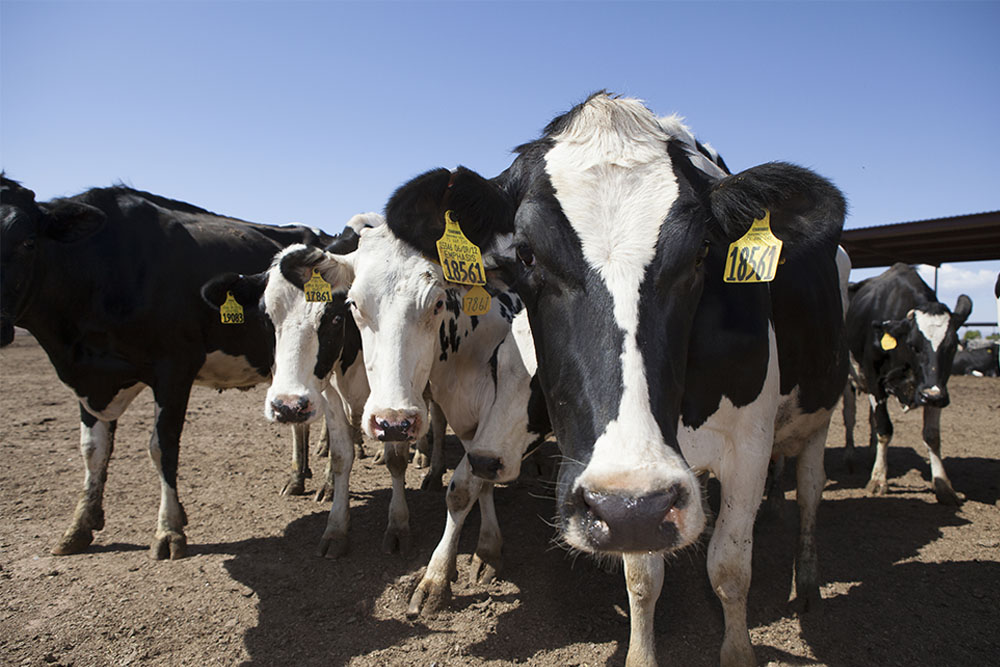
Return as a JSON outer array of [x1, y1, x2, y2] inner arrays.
[[304, 269, 333, 303], [723, 210, 783, 284], [220, 291, 244, 325], [436, 209, 492, 316]]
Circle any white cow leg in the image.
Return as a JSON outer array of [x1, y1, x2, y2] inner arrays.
[[317, 403, 356, 558], [280, 423, 311, 496], [52, 411, 117, 555], [469, 480, 501, 584], [407, 455, 483, 617], [315, 395, 352, 503], [866, 398, 892, 495], [922, 406, 960, 505], [793, 423, 829, 611], [382, 441, 412, 555], [622, 553, 664, 667], [709, 454, 769, 667]]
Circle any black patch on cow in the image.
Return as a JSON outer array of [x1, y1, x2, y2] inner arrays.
[[313, 301, 346, 380], [438, 320, 450, 362], [488, 342, 501, 392]]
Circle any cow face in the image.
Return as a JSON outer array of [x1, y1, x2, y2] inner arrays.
[[873, 295, 972, 407], [0, 176, 106, 345], [384, 94, 845, 556]]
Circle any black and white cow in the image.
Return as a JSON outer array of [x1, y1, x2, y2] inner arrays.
[[287, 221, 550, 608], [842, 263, 971, 505], [379, 94, 848, 667], [952, 341, 999, 377], [0, 176, 331, 559]]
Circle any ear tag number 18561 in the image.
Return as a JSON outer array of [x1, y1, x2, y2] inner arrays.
[[723, 210, 783, 284], [436, 209, 492, 316], [220, 291, 244, 325], [304, 269, 332, 303]]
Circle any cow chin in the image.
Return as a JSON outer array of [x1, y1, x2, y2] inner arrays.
[[557, 461, 706, 555]]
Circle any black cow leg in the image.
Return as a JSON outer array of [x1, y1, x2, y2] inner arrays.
[[866, 398, 893, 495], [148, 379, 192, 560], [841, 381, 857, 473], [922, 406, 961, 505], [419, 401, 447, 491], [52, 406, 117, 555], [281, 424, 311, 496]]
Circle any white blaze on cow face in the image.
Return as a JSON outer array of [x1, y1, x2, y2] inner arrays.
[[543, 96, 703, 548], [913, 309, 951, 352], [349, 225, 448, 442]]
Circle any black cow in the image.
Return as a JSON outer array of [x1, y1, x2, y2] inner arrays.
[[1, 176, 331, 558], [842, 262, 971, 505], [952, 341, 998, 377], [380, 94, 848, 667]]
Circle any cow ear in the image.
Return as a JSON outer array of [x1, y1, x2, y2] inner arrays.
[[872, 318, 910, 352], [315, 250, 356, 292], [951, 294, 972, 327], [280, 245, 354, 292], [385, 166, 516, 260], [708, 162, 846, 257], [201, 272, 267, 310], [43, 201, 107, 243]]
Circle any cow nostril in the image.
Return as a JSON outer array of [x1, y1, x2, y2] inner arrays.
[[400, 419, 411, 431], [379, 420, 390, 430]]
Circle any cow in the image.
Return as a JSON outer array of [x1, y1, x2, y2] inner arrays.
[[375, 93, 848, 667], [842, 263, 972, 505], [202, 215, 448, 558], [952, 341, 999, 377], [281, 221, 550, 607], [0, 176, 331, 559]]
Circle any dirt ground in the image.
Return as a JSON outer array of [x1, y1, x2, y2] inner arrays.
[[1, 330, 998, 667]]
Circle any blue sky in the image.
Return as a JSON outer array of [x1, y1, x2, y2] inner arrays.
[[2, 1, 998, 328]]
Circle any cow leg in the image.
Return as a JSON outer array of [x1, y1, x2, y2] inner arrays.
[[761, 455, 785, 518], [792, 422, 829, 612], [407, 455, 484, 617], [922, 406, 960, 506], [622, 553, 664, 667], [842, 381, 857, 473], [148, 379, 193, 560], [315, 394, 352, 503], [866, 397, 893, 495], [382, 441, 411, 556], [317, 401, 356, 558], [315, 412, 330, 457], [709, 452, 770, 667], [469, 480, 501, 584], [280, 424, 311, 496], [420, 400, 447, 491], [52, 407, 117, 555]]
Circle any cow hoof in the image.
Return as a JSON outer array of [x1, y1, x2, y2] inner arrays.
[[406, 577, 451, 618], [865, 479, 889, 495], [314, 483, 334, 503], [372, 449, 385, 465], [933, 479, 962, 506], [280, 475, 308, 496], [317, 533, 348, 559], [151, 532, 187, 560], [51, 528, 94, 555], [314, 442, 330, 457], [420, 471, 444, 492], [469, 552, 500, 585], [791, 588, 822, 615], [382, 527, 413, 557], [354, 443, 367, 460], [414, 451, 430, 469]]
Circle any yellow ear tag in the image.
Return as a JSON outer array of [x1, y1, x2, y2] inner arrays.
[[463, 285, 491, 316], [723, 210, 783, 283], [880, 332, 897, 351], [304, 268, 332, 303], [220, 292, 244, 325], [436, 210, 487, 286]]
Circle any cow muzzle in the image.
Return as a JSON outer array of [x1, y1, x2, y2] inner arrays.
[[575, 485, 689, 552], [369, 410, 421, 442], [917, 385, 949, 408], [268, 395, 317, 424]]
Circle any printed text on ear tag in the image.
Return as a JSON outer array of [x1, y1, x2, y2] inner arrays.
[[463, 285, 491, 316], [304, 269, 333, 303], [220, 292, 244, 325], [723, 210, 783, 283], [880, 333, 897, 351], [436, 210, 486, 286]]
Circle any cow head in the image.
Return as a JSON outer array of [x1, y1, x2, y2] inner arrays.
[[1, 176, 106, 346], [872, 294, 972, 408], [383, 93, 845, 556]]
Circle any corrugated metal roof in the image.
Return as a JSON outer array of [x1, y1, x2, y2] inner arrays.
[[840, 210, 1000, 269]]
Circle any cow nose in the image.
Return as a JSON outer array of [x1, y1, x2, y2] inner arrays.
[[468, 453, 504, 481], [370, 411, 420, 442], [270, 396, 313, 423], [579, 485, 687, 552], [919, 385, 949, 407]]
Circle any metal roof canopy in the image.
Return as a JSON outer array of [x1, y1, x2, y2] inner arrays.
[[840, 210, 1000, 269]]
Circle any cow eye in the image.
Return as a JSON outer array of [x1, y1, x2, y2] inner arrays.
[[332, 314, 344, 326], [20, 238, 35, 251], [695, 241, 710, 267], [516, 244, 535, 268], [434, 299, 444, 315]]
